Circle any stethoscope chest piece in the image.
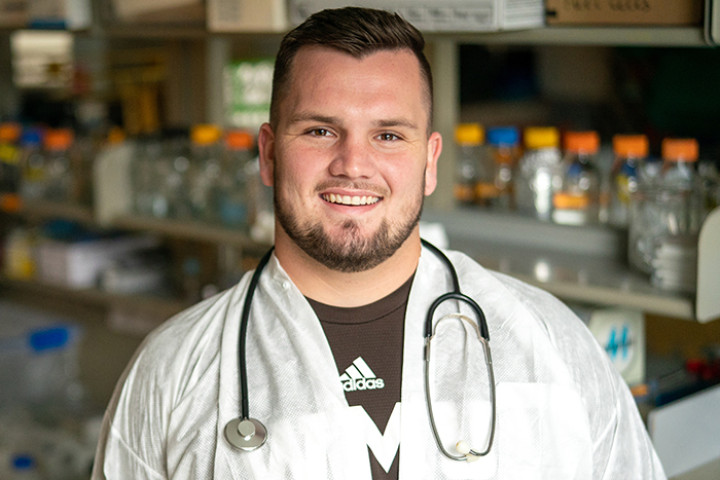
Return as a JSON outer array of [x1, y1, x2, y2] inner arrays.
[[225, 417, 267, 451]]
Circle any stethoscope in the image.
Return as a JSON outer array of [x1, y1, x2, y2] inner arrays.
[[224, 239, 497, 462]]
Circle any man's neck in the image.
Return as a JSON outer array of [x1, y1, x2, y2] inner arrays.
[[274, 231, 421, 308]]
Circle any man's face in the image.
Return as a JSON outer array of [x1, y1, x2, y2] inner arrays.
[[259, 46, 441, 272]]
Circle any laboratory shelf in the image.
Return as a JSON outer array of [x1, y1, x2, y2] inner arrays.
[[422, 208, 718, 323], [11, 200, 266, 249], [437, 26, 711, 47], [17, 200, 95, 225], [111, 214, 265, 249], [0, 276, 187, 323]]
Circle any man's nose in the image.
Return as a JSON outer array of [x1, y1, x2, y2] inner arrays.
[[329, 135, 377, 179]]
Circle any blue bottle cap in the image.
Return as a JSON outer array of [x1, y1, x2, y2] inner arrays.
[[487, 127, 519, 147]]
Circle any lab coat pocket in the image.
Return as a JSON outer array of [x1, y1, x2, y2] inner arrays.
[[496, 382, 592, 479]]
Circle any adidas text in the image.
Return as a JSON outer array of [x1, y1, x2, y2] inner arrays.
[[343, 377, 385, 392]]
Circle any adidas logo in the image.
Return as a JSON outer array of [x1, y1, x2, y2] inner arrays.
[[340, 356, 385, 392]]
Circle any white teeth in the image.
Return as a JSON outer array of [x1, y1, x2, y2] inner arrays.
[[323, 193, 380, 206]]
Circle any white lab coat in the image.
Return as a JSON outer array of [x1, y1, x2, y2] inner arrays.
[[92, 247, 666, 479]]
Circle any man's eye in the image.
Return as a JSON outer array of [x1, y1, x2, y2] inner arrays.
[[309, 128, 331, 137], [378, 133, 400, 141]]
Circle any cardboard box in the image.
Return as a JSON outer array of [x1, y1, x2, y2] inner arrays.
[[546, 0, 703, 26], [111, 0, 205, 24], [207, 0, 287, 32], [0, 0, 27, 27], [288, 0, 546, 32]]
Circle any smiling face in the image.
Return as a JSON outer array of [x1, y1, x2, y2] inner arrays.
[[258, 46, 441, 273]]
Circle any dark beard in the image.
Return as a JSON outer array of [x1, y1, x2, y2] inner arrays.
[[274, 194, 423, 273]]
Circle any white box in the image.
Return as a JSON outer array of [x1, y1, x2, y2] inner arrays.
[[288, 0, 545, 32], [207, 0, 287, 32], [648, 384, 720, 478], [36, 235, 160, 289]]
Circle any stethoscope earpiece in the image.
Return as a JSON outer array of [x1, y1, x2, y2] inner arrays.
[[225, 417, 267, 451]]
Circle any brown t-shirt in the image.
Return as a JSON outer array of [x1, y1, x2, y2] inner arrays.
[[307, 275, 413, 480]]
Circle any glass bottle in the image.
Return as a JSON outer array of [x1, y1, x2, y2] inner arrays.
[[131, 135, 161, 217], [42, 128, 75, 202], [188, 124, 223, 222], [627, 138, 705, 285], [218, 130, 255, 227], [18, 128, 45, 201], [162, 131, 192, 220], [515, 126, 563, 222], [486, 126, 520, 211], [453, 123, 484, 207], [661, 138, 700, 191], [609, 134, 649, 227], [0, 122, 21, 197], [553, 130, 601, 225]]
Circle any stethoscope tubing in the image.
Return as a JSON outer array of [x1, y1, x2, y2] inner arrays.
[[238, 246, 275, 421], [232, 239, 495, 460]]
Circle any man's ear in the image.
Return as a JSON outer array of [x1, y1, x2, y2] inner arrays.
[[258, 123, 275, 187], [424, 131, 442, 196]]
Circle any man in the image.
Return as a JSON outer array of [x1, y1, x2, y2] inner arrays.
[[92, 7, 666, 479]]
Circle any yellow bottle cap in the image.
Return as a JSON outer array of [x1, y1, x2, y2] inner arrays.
[[454, 123, 484, 146], [191, 124, 222, 146], [524, 127, 559, 149]]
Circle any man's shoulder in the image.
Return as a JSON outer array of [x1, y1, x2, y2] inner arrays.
[[123, 286, 241, 391]]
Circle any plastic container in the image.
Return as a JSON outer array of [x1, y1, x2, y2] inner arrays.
[[0, 301, 83, 408], [515, 126, 563, 222], [553, 130, 601, 225], [609, 134, 649, 227], [453, 123, 484, 206], [486, 126, 520, 211], [3, 227, 38, 280]]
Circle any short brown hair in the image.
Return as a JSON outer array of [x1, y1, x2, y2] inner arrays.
[[269, 7, 433, 130]]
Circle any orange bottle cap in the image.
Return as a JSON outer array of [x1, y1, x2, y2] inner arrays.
[[613, 135, 649, 158], [0, 123, 21, 142], [225, 130, 254, 150], [553, 192, 590, 209], [43, 128, 74, 150], [662, 138, 698, 162], [564, 131, 600, 154]]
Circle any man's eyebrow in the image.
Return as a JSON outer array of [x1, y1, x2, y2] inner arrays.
[[287, 113, 420, 131], [374, 118, 420, 130], [287, 112, 338, 125]]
